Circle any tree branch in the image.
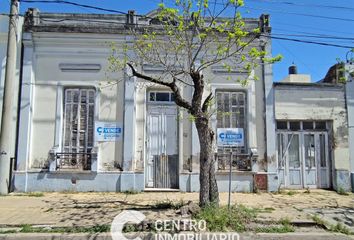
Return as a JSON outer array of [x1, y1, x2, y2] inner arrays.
[[202, 92, 213, 113], [127, 62, 171, 88], [127, 62, 193, 111]]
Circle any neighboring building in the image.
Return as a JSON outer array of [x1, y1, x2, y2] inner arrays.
[[1, 8, 353, 193], [274, 64, 353, 191]]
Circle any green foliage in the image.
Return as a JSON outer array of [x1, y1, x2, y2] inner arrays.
[[194, 204, 257, 232], [151, 199, 185, 210], [311, 215, 327, 227], [255, 224, 295, 233], [18, 224, 110, 234], [329, 223, 353, 235], [337, 187, 349, 196], [12, 192, 44, 197], [123, 189, 140, 195], [108, 0, 282, 90]]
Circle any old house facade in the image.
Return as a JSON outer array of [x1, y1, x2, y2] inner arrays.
[[0, 9, 353, 193]]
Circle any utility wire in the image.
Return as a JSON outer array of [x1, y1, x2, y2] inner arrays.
[[248, 0, 354, 11], [20, 0, 354, 23], [262, 35, 354, 49], [19, 0, 127, 14], [244, 6, 354, 22], [270, 33, 354, 41], [5, 2, 354, 49]]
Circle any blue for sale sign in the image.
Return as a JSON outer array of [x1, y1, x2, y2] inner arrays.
[[95, 122, 123, 142], [217, 128, 244, 147]]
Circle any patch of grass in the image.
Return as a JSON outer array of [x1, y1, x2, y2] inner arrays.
[[275, 189, 297, 196], [18, 224, 110, 234], [256, 224, 295, 233], [151, 200, 175, 209], [286, 190, 296, 196], [279, 217, 291, 226], [311, 215, 354, 235], [304, 187, 311, 194], [151, 199, 185, 210], [123, 189, 140, 195], [0, 230, 18, 234], [257, 207, 275, 213], [256, 217, 295, 233], [194, 204, 257, 232], [337, 187, 349, 196], [329, 223, 353, 235], [311, 215, 327, 227], [14, 192, 44, 197]]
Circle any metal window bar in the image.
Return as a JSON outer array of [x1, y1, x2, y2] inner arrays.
[[216, 152, 251, 171], [216, 91, 249, 171], [55, 152, 92, 170], [62, 88, 95, 170]]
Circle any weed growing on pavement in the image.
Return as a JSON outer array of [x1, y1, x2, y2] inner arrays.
[[0, 229, 18, 234], [194, 204, 257, 232], [13, 192, 44, 197], [311, 215, 354, 235], [123, 189, 140, 195], [256, 207, 275, 213], [329, 223, 353, 235], [337, 187, 349, 196], [255, 217, 294, 233], [151, 199, 185, 210], [286, 190, 296, 196], [151, 200, 175, 209], [275, 189, 297, 196], [255, 224, 295, 233], [311, 215, 327, 227], [18, 224, 110, 233], [279, 217, 291, 226], [304, 187, 311, 194]]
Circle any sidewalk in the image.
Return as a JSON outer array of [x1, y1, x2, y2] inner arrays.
[[0, 190, 353, 238]]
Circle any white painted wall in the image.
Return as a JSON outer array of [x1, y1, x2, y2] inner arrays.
[[275, 84, 349, 171], [21, 32, 125, 171]]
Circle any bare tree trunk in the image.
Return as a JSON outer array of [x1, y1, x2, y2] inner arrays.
[[195, 117, 219, 207]]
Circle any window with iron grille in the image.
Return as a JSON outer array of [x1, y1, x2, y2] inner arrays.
[[61, 88, 95, 170], [216, 91, 249, 170]]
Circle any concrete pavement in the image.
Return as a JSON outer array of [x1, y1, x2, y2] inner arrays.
[[0, 190, 353, 239]]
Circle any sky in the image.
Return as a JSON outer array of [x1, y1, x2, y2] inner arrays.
[[1, 0, 353, 82]]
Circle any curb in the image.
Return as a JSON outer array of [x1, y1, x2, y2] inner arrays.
[[0, 232, 353, 240]]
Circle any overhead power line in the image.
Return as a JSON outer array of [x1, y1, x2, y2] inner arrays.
[[248, 0, 354, 11], [244, 6, 354, 22], [262, 35, 354, 49], [19, 0, 127, 14], [270, 33, 354, 41]]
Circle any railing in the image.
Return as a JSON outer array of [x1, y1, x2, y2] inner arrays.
[[217, 153, 252, 171], [55, 152, 91, 171]]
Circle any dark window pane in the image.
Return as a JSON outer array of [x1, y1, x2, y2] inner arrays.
[[315, 121, 326, 130], [303, 121, 313, 130], [277, 121, 287, 129], [289, 121, 300, 130], [170, 93, 175, 102], [149, 92, 155, 101], [320, 134, 326, 167], [156, 92, 170, 101]]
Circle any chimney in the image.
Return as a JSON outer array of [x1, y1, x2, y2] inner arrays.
[[289, 64, 297, 75], [127, 10, 137, 25]]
